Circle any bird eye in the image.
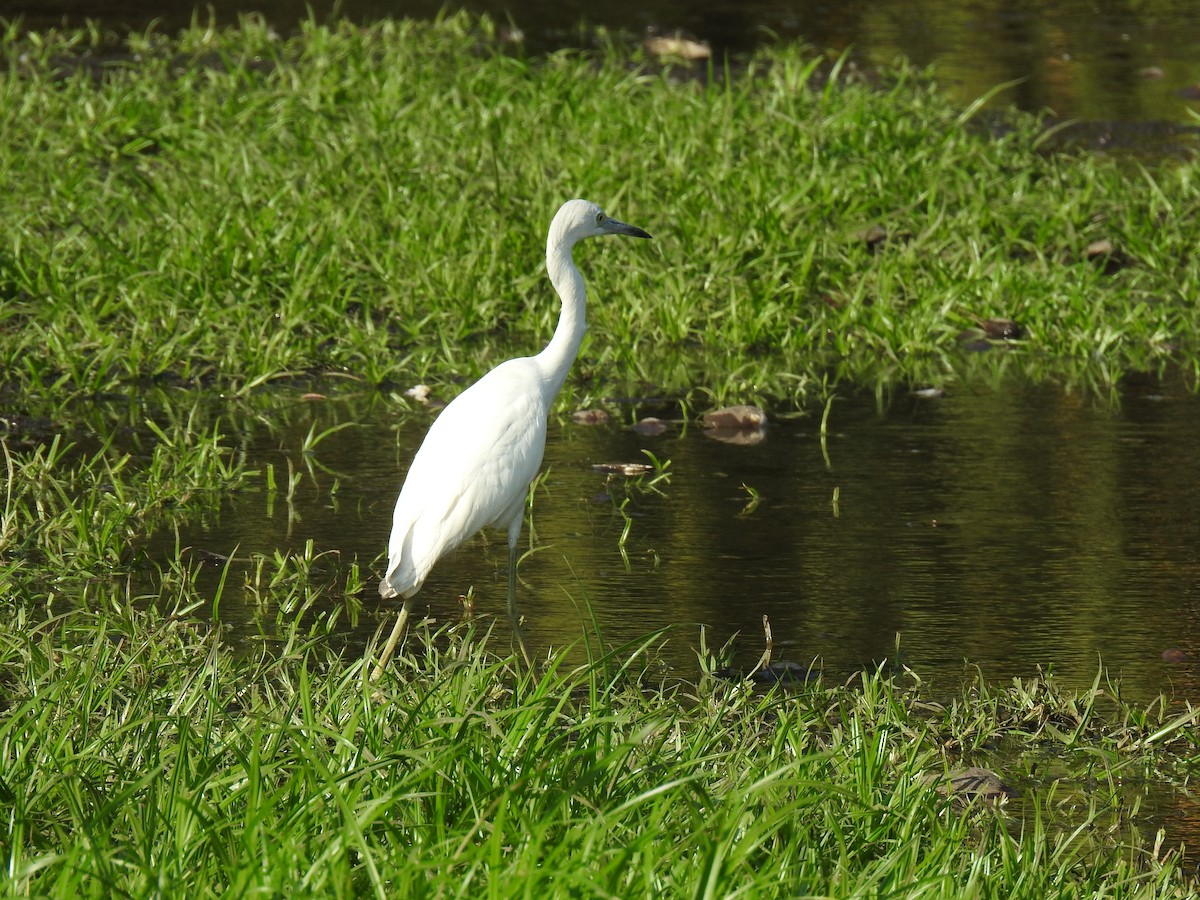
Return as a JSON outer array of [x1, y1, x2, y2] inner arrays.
[[595, 212, 605, 225]]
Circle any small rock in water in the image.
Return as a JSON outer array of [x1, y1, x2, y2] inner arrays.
[[1161, 647, 1190, 663], [703, 405, 768, 445], [571, 408, 609, 426], [702, 405, 768, 430], [631, 417, 670, 436]]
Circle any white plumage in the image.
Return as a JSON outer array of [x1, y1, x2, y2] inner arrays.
[[372, 199, 652, 679]]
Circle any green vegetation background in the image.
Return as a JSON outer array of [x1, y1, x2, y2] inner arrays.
[[2, 14, 1198, 410], [3, 14, 1200, 897]]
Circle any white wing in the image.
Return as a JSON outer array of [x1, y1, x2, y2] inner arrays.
[[381, 357, 550, 598]]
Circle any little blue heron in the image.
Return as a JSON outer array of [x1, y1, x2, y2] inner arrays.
[[372, 199, 652, 679]]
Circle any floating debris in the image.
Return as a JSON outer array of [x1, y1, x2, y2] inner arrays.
[[592, 462, 654, 476], [631, 417, 670, 436], [405, 384, 433, 404], [643, 29, 711, 61], [571, 408, 609, 426]]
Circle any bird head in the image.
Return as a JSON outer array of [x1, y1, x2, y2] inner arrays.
[[550, 199, 652, 248]]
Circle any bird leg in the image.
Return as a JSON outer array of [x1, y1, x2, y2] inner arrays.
[[507, 542, 533, 668], [753, 614, 773, 676], [370, 597, 412, 682]]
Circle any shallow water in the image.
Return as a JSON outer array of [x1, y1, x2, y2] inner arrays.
[[160, 373, 1200, 703], [16, 0, 1200, 129]]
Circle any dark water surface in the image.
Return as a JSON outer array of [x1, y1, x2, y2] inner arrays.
[[162, 374, 1200, 703], [11, 0, 1200, 127]]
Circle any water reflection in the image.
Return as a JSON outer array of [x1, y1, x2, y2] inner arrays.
[[15, 0, 1200, 126], [161, 374, 1200, 702]]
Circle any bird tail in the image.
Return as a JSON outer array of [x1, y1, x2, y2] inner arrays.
[[379, 573, 399, 599], [379, 522, 422, 599], [379, 555, 411, 599]]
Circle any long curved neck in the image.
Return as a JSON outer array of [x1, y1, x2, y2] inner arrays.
[[537, 234, 587, 398]]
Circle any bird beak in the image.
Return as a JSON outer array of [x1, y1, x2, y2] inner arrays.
[[606, 218, 653, 240]]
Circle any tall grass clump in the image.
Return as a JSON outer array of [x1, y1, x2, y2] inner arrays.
[[1, 14, 1198, 410], [2, 606, 1196, 896]]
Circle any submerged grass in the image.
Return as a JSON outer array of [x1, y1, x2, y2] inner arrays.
[[1, 14, 1198, 410], [2, 607, 1198, 897]]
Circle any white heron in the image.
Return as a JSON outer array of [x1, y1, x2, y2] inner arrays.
[[372, 199, 652, 680]]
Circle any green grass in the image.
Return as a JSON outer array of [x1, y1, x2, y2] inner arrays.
[[3, 14, 1200, 896], [1, 607, 1197, 897], [1, 14, 1198, 412]]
